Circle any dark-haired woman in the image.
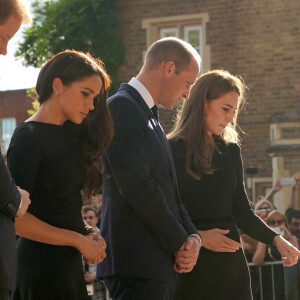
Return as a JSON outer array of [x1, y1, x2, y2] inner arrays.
[[8, 50, 113, 300], [168, 70, 300, 300]]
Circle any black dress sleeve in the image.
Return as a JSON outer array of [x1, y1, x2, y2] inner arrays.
[[232, 144, 277, 244], [7, 124, 42, 194], [0, 148, 21, 219]]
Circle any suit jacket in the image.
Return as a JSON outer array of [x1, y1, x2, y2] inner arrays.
[[0, 149, 20, 290], [98, 84, 197, 282]]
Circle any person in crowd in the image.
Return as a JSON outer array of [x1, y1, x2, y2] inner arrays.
[[0, 1, 32, 299], [168, 69, 300, 300], [286, 178, 300, 239], [253, 210, 299, 300], [284, 179, 300, 300], [97, 37, 202, 300], [7, 50, 113, 300], [254, 199, 276, 223], [82, 206, 108, 300]]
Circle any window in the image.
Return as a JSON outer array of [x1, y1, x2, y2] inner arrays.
[[142, 13, 211, 73], [0, 118, 16, 154]]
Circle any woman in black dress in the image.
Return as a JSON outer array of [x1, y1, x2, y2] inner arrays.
[[8, 50, 113, 300], [168, 70, 300, 300]]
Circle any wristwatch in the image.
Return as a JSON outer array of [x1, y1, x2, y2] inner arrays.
[[190, 233, 203, 248]]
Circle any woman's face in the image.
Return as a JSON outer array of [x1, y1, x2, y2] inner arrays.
[[204, 91, 239, 137], [56, 74, 102, 124], [268, 215, 286, 228]]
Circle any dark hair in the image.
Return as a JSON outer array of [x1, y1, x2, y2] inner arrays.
[[168, 70, 247, 180], [81, 205, 98, 217], [0, 0, 31, 25], [36, 50, 114, 198], [287, 209, 300, 224], [144, 37, 201, 74]]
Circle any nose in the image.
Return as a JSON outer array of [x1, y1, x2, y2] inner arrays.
[[226, 111, 234, 123], [0, 42, 8, 56], [182, 86, 191, 100], [87, 97, 94, 111]]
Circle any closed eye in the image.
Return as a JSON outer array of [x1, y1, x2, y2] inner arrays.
[[81, 91, 89, 97]]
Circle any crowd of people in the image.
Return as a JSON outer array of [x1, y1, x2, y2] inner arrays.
[[1, 1, 300, 300]]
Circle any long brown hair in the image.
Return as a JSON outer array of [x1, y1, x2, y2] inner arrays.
[[36, 50, 114, 198], [168, 70, 247, 180]]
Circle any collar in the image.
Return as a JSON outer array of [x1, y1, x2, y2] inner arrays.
[[128, 77, 155, 109]]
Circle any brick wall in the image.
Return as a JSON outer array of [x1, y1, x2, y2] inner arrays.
[[0, 89, 32, 124], [114, 0, 300, 192]]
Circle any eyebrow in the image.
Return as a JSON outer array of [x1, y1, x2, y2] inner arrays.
[[83, 87, 96, 94], [223, 103, 237, 109]]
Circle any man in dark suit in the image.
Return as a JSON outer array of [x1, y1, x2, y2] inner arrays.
[[98, 37, 202, 300], [0, 1, 31, 299]]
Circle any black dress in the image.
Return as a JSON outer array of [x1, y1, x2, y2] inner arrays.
[[8, 121, 89, 300], [170, 138, 277, 300]]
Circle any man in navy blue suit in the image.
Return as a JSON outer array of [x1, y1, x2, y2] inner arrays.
[[98, 37, 202, 300], [0, 1, 31, 299]]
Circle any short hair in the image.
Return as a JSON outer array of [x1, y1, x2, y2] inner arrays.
[[144, 37, 201, 73], [81, 205, 98, 217], [0, 0, 31, 25], [286, 209, 300, 224]]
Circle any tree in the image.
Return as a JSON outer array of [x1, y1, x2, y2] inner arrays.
[[16, 0, 124, 93]]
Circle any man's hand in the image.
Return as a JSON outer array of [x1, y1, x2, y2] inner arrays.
[[199, 229, 242, 252], [174, 236, 200, 273], [84, 271, 96, 283], [16, 187, 31, 218]]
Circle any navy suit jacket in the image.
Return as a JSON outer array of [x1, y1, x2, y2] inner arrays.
[[98, 84, 197, 282], [0, 149, 20, 290]]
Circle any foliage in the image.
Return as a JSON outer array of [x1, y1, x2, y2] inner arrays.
[[16, 0, 124, 93], [26, 87, 39, 116]]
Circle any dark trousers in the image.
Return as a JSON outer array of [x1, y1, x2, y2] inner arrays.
[[104, 276, 175, 300], [0, 289, 11, 300]]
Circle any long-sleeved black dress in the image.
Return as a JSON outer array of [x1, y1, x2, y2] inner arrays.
[[8, 121, 89, 300], [170, 138, 277, 300]]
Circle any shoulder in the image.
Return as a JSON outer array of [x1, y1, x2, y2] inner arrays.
[[215, 137, 240, 155], [11, 122, 38, 142], [9, 122, 43, 154], [169, 138, 186, 153], [107, 85, 149, 127]]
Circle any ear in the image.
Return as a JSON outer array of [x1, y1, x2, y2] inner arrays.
[[163, 61, 176, 77], [52, 78, 63, 95]]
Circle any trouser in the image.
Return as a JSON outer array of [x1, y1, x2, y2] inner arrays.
[[104, 276, 175, 300]]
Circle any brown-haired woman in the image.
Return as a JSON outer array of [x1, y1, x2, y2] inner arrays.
[[7, 50, 113, 300], [168, 70, 300, 300]]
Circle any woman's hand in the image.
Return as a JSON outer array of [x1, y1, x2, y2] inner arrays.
[[273, 235, 300, 266], [78, 235, 107, 264], [198, 228, 242, 252]]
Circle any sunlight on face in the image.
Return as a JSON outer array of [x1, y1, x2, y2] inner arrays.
[[204, 91, 239, 137]]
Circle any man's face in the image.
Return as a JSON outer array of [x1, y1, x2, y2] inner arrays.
[[82, 210, 98, 229], [290, 217, 300, 239], [0, 14, 22, 56], [158, 59, 199, 110]]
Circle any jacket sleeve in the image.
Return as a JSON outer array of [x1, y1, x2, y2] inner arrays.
[[232, 144, 277, 244], [0, 148, 21, 219], [104, 97, 189, 255]]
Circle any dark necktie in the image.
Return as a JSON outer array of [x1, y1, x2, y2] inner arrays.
[[151, 105, 159, 121]]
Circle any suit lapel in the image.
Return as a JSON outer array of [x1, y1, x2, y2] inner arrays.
[[121, 84, 181, 195]]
